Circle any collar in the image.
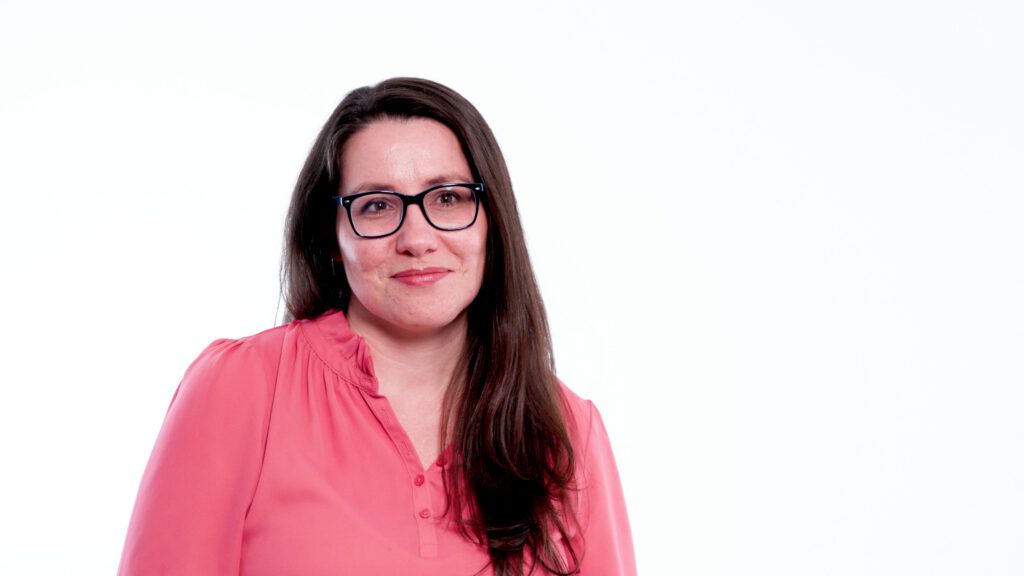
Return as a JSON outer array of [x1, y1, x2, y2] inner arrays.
[[297, 309, 380, 393]]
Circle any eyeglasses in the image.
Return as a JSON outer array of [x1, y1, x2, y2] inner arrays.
[[333, 182, 485, 239]]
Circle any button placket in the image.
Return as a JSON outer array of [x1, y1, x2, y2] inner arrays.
[[363, 391, 440, 557], [410, 466, 439, 556]]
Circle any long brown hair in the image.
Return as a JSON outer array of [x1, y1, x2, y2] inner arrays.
[[281, 78, 579, 575]]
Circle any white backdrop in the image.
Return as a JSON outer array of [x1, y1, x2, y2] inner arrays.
[[2, 1, 1022, 574]]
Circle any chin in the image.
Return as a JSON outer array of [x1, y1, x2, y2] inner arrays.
[[356, 302, 466, 338], [349, 290, 476, 338], [391, 309, 467, 335]]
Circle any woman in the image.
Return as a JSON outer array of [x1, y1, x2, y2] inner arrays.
[[118, 77, 635, 575]]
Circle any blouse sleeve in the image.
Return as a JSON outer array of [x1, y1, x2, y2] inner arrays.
[[118, 338, 278, 576], [573, 401, 637, 575]]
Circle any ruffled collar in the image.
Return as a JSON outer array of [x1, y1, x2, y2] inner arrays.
[[297, 309, 380, 393]]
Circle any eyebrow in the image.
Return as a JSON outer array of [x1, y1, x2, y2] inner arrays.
[[346, 174, 474, 195]]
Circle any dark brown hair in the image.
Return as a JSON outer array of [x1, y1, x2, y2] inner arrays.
[[281, 78, 579, 575]]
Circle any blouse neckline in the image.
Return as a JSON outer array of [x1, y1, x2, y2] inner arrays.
[[297, 309, 380, 394]]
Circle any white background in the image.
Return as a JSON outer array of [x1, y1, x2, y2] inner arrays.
[[2, 1, 1022, 574]]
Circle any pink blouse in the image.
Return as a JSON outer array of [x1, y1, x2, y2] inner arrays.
[[118, 310, 635, 575]]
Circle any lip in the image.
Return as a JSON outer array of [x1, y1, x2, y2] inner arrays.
[[392, 267, 451, 286]]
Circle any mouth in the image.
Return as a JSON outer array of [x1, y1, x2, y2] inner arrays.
[[392, 267, 451, 286]]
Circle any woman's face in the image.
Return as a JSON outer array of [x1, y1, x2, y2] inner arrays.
[[336, 118, 488, 337]]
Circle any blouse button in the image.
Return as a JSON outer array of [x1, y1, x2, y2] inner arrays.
[[419, 508, 431, 519], [414, 474, 425, 486]]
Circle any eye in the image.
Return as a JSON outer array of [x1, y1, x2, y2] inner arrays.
[[430, 187, 470, 209], [354, 194, 400, 218]]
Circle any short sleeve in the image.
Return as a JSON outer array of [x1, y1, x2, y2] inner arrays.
[[118, 338, 278, 576], [574, 401, 637, 575]]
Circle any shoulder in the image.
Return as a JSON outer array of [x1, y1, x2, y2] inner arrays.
[[557, 380, 591, 415], [555, 380, 600, 450], [175, 323, 292, 404], [556, 380, 623, 477], [189, 322, 292, 373]]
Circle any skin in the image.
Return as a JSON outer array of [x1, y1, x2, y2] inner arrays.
[[335, 117, 488, 468]]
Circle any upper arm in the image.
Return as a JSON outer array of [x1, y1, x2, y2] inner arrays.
[[118, 338, 278, 575], [574, 401, 637, 575]]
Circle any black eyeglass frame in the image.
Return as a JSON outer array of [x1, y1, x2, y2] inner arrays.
[[332, 182, 485, 239]]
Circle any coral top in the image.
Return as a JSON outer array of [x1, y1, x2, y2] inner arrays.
[[118, 310, 635, 575]]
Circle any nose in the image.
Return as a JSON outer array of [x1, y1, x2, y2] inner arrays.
[[394, 204, 438, 257]]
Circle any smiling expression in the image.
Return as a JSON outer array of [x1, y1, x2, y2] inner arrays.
[[335, 118, 488, 337]]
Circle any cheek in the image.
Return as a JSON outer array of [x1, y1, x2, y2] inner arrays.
[[473, 215, 489, 271], [336, 226, 384, 286], [336, 230, 355, 271], [462, 223, 489, 285], [340, 243, 382, 279], [334, 212, 350, 262]]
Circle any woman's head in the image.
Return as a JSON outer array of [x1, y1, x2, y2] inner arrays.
[[335, 117, 488, 337], [283, 77, 525, 329]]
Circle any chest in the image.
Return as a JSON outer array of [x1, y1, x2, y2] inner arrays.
[[239, 378, 490, 574], [386, 391, 443, 469]]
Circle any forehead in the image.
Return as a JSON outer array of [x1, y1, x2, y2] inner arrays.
[[340, 118, 471, 191]]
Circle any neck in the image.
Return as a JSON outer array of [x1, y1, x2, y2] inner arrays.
[[346, 304, 467, 398]]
